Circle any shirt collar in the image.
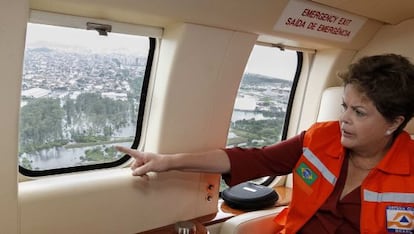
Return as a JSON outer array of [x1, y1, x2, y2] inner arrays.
[[376, 131, 412, 175]]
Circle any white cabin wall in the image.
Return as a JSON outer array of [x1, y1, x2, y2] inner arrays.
[[353, 18, 414, 62], [18, 23, 258, 234], [0, 0, 28, 233], [145, 23, 258, 153], [19, 168, 219, 234], [29, 0, 384, 52], [5, 0, 414, 233]]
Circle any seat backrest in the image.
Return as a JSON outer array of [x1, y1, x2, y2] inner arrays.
[[316, 86, 344, 122], [405, 119, 414, 137], [316, 86, 414, 137]]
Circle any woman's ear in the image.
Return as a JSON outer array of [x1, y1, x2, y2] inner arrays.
[[387, 116, 405, 134]]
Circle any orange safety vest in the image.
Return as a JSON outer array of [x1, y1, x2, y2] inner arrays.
[[274, 121, 414, 233]]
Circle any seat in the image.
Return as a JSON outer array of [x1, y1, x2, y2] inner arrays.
[[218, 86, 414, 234], [218, 87, 342, 234], [315, 86, 414, 137], [316, 86, 344, 122], [219, 206, 286, 234]]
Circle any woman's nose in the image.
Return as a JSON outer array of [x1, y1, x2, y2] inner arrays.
[[339, 108, 350, 124]]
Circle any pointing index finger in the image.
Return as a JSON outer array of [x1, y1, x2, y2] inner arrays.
[[115, 145, 139, 159]]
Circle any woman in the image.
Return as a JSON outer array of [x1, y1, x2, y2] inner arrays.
[[116, 54, 414, 233]]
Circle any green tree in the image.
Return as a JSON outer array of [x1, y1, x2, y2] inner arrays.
[[19, 98, 65, 153], [62, 97, 76, 125], [71, 93, 130, 143], [229, 118, 283, 147]]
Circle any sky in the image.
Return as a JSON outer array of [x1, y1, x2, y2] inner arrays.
[[25, 23, 149, 55], [26, 23, 298, 80], [245, 45, 298, 81]]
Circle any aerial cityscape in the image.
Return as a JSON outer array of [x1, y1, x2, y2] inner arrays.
[[19, 45, 293, 171]]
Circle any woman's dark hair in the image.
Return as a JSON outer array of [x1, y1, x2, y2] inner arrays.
[[338, 54, 414, 134]]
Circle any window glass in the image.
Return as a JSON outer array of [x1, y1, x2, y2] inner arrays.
[[221, 45, 299, 191], [19, 22, 152, 175]]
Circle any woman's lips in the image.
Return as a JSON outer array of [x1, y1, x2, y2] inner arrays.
[[341, 129, 353, 138]]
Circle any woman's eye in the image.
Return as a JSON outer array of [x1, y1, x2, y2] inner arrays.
[[340, 103, 347, 111], [355, 109, 366, 117]]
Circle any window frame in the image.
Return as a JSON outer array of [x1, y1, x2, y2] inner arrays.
[[260, 50, 303, 186], [19, 11, 161, 177], [225, 46, 303, 187]]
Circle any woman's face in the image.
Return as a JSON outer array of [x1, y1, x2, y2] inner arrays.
[[339, 84, 396, 152]]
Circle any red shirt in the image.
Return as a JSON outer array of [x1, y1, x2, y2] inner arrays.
[[223, 132, 360, 233]]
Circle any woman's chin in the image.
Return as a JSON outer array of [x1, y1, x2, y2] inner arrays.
[[340, 137, 354, 148]]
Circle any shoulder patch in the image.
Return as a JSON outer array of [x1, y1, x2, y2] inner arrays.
[[296, 162, 318, 186], [386, 205, 414, 233]]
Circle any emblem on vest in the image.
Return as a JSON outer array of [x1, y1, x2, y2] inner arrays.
[[296, 162, 318, 186], [386, 206, 414, 233]]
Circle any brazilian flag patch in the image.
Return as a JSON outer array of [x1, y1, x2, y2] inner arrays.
[[296, 162, 318, 186]]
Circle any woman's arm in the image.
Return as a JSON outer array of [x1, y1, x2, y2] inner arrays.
[[115, 146, 231, 176], [222, 132, 305, 185]]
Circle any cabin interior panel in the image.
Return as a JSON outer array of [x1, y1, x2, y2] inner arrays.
[[1, 0, 414, 233]]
